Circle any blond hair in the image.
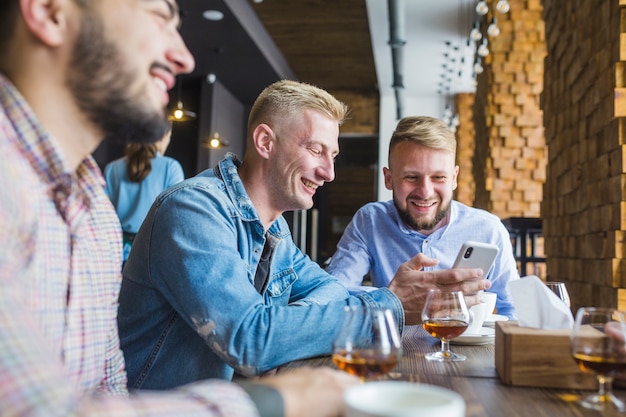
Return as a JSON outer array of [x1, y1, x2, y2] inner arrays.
[[247, 80, 349, 137], [388, 116, 456, 163]]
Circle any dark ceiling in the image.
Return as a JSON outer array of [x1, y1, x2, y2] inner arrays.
[[177, 0, 377, 105]]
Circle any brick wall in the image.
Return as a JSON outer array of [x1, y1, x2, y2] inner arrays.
[[541, 0, 624, 309], [471, 0, 546, 219], [455, 93, 477, 206], [333, 90, 379, 135]]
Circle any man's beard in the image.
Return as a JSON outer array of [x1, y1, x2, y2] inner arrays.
[[66, 9, 170, 145], [396, 198, 450, 232]]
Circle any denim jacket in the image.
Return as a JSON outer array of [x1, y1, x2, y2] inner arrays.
[[118, 154, 404, 389]]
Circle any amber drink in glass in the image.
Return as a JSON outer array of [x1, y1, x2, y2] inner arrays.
[[422, 289, 470, 362], [332, 306, 402, 382]]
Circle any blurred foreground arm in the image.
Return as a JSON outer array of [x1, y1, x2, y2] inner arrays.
[[255, 367, 359, 417]]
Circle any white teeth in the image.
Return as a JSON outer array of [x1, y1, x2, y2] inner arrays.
[[302, 179, 318, 189], [154, 77, 167, 92]]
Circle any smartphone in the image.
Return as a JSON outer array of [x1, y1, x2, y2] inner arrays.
[[452, 241, 499, 274]]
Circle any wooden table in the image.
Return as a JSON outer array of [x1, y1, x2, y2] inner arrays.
[[278, 325, 618, 417]]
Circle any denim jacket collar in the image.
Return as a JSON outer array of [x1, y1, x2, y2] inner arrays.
[[216, 153, 289, 239]]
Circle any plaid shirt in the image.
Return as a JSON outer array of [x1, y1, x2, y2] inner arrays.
[[0, 75, 259, 416]]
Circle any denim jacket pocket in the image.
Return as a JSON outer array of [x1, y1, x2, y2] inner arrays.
[[266, 269, 298, 298]]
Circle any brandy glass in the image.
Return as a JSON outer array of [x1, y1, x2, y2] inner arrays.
[[332, 306, 402, 382], [545, 281, 571, 308], [570, 307, 626, 411], [421, 289, 470, 362]]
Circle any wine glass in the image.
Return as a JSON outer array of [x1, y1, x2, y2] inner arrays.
[[421, 289, 470, 362], [332, 306, 402, 382], [545, 281, 571, 308], [570, 307, 626, 411]]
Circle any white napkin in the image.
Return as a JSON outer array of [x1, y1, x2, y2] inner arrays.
[[507, 275, 574, 329]]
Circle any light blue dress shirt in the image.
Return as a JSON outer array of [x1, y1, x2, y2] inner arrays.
[[326, 200, 519, 319]]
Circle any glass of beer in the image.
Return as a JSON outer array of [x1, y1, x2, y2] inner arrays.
[[332, 306, 402, 382], [570, 307, 626, 411], [421, 289, 470, 362]]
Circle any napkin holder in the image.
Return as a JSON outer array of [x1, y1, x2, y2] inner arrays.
[[495, 320, 597, 389]]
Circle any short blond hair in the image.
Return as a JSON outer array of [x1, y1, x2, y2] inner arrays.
[[388, 116, 456, 163], [247, 80, 349, 137]]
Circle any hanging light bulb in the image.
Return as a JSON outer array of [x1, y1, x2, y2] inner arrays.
[[487, 17, 500, 37], [475, 1, 488, 16], [496, 0, 510, 13], [168, 80, 196, 122], [473, 57, 484, 74], [202, 132, 229, 149], [470, 21, 482, 42], [477, 39, 489, 57]]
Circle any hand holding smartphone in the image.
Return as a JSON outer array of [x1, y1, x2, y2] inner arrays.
[[452, 241, 499, 275]]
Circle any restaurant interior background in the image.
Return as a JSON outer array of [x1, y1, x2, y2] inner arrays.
[[92, 0, 626, 312]]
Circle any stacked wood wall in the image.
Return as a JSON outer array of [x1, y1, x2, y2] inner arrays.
[[541, 0, 625, 309], [472, 0, 546, 219]]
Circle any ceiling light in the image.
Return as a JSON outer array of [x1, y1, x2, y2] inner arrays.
[[203, 10, 224, 21], [473, 57, 484, 74], [206, 73, 217, 84], [496, 0, 510, 13], [169, 101, 196, 122], [470, 22, 482, 42], [487, 18, 500, 37], [168, 81, 196, 122], [203, 132, 229, 149], [475, 1, 488, 16], [477, 39, 489, 57]]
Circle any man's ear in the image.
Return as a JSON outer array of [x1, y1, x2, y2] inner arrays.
[[452, 165, 459, 191], [383, 167, 393, 190], [20, 0, 69, 47], [251, 124, 274, 159]]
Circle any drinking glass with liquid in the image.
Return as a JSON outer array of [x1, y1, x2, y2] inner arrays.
[[332, 306, 402, 382]]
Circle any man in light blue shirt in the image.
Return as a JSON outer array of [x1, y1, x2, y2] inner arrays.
[[326, 116, 519, 319]]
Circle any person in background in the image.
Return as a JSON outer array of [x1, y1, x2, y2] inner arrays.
[[118, 80, 493, 390], [0, 0, 358, 416], [326, 115, 519, 319], [105, 125, 184, 263]]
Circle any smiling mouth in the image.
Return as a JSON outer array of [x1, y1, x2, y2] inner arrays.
[[302, 179, 319, 190], [410, 200, 436, 208], [153, 76, 168, 92]]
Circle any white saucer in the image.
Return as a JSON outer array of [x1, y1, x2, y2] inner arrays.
[[451, 327, 495, 345], [483, 314, 509, 328]]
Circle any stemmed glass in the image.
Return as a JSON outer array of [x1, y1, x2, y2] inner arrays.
[[332, 306, 402, 382], [421, 289, 470, 362], [570, 307, 626, 411], [545, 281, 571, 308]]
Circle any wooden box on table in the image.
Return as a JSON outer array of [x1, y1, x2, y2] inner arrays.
[[494, 320, 597, 390]]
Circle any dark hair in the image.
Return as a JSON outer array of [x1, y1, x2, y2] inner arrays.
[[125, 143, 158, 182]]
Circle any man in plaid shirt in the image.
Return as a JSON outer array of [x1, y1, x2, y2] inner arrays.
[[0, 0, 357, 416]]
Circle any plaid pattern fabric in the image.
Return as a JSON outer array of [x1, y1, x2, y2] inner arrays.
[[0, 75, 260, 416]]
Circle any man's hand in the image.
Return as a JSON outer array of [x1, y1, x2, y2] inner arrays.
[[260, 367, 359, 417], [388, 253, 491, 325]]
